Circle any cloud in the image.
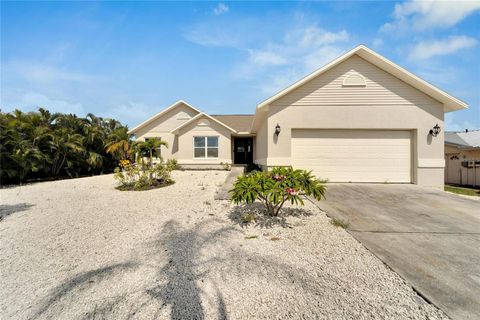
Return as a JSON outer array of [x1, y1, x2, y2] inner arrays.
[[248, 49, 288, 67], [100, 102, 156, 127], [238, 26, 349, 80], [183, 23, 241, 48], [213, 3, 229, 16], [409, 35, 477, 60], [5, 92, 87, 116], [445, 113, 476, 132], [6, 61, 94, 84], [381, 0, 480, 32]]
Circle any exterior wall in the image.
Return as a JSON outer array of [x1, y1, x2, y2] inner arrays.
[[265, 54, 445, 188], [175, 115, 232, 166], [134, 103, 199, 160], [254, 115, 268, 166], [445, 144, 480, 185]]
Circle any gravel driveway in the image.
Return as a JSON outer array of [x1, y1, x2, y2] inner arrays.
[[1, 171, 447, 319]]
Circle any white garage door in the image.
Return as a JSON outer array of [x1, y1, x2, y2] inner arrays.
[[291, 129, 412, 183]]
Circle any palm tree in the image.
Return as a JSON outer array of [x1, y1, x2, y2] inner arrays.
[[105, 127, 132, 160], [138, 138, 168, 167]]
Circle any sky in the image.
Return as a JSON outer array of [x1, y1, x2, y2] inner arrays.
[[1, 1, 479, 131]]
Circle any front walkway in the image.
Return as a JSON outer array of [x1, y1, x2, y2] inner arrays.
[[214, 166, 245, 200], [315, 183, 480, 320]]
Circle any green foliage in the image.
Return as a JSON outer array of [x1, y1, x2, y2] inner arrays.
[[230, 167, 327, 216], [0, 108, 132, 183], [220, 162, 232, 171], [241, 212, 255, 223], [165, 159, 181, 171], [330, 218, 349, 229], [113, 159, 174, 191]]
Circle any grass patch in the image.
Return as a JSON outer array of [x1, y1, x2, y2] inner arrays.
[[330, 218, 350, 229], [444, 185, 480, 197]]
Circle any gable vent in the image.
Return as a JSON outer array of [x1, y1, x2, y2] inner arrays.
[[342, 73, 366, 87], [198, 119, 210, 126]]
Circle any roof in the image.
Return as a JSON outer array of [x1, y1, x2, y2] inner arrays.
[[445, 130, 480, 148], [170, 112, 237, 134], [256, 45, 468, 113], [128, 100, 201, 135], [211, 115, 254, 133]]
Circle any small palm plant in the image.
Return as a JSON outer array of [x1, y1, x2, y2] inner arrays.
[[230, 167, 327, 216]]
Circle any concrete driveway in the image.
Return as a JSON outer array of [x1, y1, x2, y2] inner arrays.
[[316, 184, 480, 320]]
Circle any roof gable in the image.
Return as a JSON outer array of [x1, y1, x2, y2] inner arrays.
[[128, 100, 201, 135], [170, 113, 237, 134], [256, 45, 468, 113]]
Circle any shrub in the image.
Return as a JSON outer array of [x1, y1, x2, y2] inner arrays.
[[113, 159, 173, 191], [220, 162, 232, 171], [165, 159, 181, 171], [230, 167, 326, 216]]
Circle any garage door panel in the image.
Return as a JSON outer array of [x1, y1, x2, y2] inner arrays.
[[291, 129, 411, 183]]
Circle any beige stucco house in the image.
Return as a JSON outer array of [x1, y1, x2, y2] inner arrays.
[[128, 45, 468, 188]]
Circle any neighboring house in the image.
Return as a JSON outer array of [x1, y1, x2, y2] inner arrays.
[[129, 45, 467, 188], [445, 130, 480, 186]]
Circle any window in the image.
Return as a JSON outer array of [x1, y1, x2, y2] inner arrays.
[[194, 136, 218, 158], [145, 137, 162, 158]]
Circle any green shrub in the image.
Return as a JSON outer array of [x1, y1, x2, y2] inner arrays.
[[166, 159, 181, 171], [113, 160, 173, 191], [220, 162, 232, 171], [230, 167, 326, 216]]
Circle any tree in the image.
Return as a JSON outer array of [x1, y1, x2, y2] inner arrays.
[[105, 127, 132, 160], [230, 167, 327, 216]]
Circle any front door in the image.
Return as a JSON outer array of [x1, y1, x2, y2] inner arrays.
[[234, 138, 253, 164]]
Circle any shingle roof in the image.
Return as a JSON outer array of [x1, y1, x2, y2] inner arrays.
[[445, 130, 480, 148], [211, 115, 254, 133]]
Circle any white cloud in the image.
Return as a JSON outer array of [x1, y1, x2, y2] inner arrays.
[[183, 24, 240, 47], [100, 102, 155, 127], [244, 26, 349, 74], [445, 113, 476, 132], [409, 35, 477, 60], [372, 38, 383, 49], [213, 3, 229, 16], [11, 92, 87, 115], [248, 49, 288, 67], [7, 61, 93, 84], [382, 0, 480, 32]]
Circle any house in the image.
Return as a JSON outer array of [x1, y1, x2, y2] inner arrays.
[[445, 130, 480, 186], [128, 45, 467, 188]]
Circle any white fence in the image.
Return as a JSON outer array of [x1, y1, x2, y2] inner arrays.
[[445, 159, 480, 186]]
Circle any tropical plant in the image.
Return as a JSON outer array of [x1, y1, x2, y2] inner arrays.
[[230, 167, 327, 216], [0, 107, 132, 184], [113, 159, 174, 191]]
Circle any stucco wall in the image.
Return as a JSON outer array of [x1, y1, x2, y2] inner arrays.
[[134, 103, 199, 160], [264, 54, 445, 188], [175, 115, 232, 165]]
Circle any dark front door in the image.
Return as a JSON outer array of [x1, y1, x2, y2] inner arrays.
[[234, 137, 253, 164]]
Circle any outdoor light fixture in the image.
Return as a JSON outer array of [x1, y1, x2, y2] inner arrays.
[[275, 123, 281, 135], [429, 123, 441, 137]]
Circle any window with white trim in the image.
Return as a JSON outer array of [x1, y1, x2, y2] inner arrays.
[[194, 136, 219, 158]]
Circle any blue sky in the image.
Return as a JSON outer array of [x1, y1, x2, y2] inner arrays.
[[1, 1, 479, 131]]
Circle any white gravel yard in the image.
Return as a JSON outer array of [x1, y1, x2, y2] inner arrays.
[[0, 171, 447, 320]]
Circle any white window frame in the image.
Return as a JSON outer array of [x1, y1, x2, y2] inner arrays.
[[193, 136, 219, 159]]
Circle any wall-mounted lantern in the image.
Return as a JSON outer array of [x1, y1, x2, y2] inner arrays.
[[275, 123, 281, 136], [429, 123, 441, 137]]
